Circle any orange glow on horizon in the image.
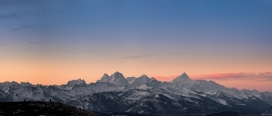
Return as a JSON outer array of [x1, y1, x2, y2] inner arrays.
[[153, 72, 272, 92], [1, 54, 271, 91], [154, 75, 178, 82]]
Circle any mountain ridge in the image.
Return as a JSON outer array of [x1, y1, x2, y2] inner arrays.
[[0, 71, 271, 114]]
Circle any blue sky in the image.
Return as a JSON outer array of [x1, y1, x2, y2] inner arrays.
[[1, 0, 272, 44], [0, 0, 272, 91]]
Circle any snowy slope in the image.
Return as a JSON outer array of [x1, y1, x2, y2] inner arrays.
[[96, 73, 110, 82], [0, 89, 13, 102], [65, 79, 86, 90]]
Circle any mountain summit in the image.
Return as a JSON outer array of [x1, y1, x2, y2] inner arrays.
[[131, 75, 161, 87], [131, 75, 150, 86], [97, 73, 110, 82], [172, 72, 192, 83], [97, 72, 129, 86]]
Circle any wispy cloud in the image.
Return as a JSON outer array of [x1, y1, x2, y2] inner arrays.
[[0, 13, 18, 19], [154, 72, 272, 82], [12, 23, 52, 31], [122, 54, 150, 59], [12, 28, 20, 31], [28, 41, 50, 44], [191, 72, 272, 81]]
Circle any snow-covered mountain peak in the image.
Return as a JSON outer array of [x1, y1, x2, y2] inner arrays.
[[138, 74, 149, 80], [108, 71, 129, 86], [112, 71, 124, 76], [103, 73, 109, 77], [171, 72, 196, 88], [96, 71, 129, 86], [172, 72, 192, 83], [131, 74, 162, 87], [1, 72, 272, 113], [98, 73, 110, 82], [131, 75, 151, 86], [110, 71, 124, 79], [180, 72, 190, 79]]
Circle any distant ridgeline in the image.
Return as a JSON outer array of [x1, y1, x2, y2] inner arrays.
[[0, 72, 272, 115]]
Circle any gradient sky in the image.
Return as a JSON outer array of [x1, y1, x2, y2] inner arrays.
[[0, 0, 272, 91]]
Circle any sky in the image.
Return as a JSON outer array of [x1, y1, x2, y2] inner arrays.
[[0, 0, 272, 92]]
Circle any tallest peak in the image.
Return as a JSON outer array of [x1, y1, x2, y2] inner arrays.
[[171, 72, 192, 84], [180, 72, 189, 78], [181, 72, 188, 76]]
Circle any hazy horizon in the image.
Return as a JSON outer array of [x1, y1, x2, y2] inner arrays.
[[0, 0, 272, 92]]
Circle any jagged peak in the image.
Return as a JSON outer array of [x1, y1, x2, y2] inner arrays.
[[110, 71, 125, 78], [178, 72, 190, 79], [103, 73, 109, 77], [136, 75, 150, 82], [97, 73, 110, 82], [97, 72, 129, 86], [181, 72, 188, 77], [171, 72, 192, 83], [101, 73, 110, 79], [67, 78, 86, 86], [139, 74, 149, 79], [113, 71, 121, 74]]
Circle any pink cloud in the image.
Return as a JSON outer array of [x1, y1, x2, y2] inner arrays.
[[154, 72, 272, 82], [190, 72, 272, 81]]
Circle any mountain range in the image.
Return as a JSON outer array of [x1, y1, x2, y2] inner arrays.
[[0, 71, 272, 115]]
